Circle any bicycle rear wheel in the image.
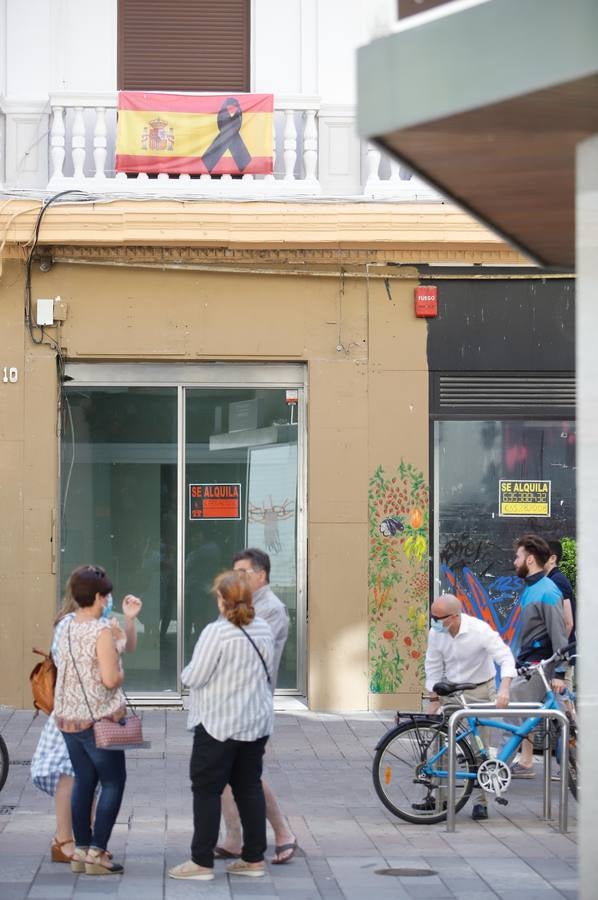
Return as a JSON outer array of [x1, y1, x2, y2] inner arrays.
[[0, 734, 8, 793], [373, 719, 477, 824]]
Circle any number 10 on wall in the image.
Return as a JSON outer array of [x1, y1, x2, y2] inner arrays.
[[2, 367, 18, 383]]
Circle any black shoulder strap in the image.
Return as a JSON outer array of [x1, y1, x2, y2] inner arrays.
[[239, 625, 271, 685]]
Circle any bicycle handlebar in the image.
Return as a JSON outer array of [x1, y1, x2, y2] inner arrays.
[[516, 641, 577, 677]]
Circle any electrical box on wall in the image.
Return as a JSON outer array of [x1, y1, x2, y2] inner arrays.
[[414, 285, 438, 317], [36, 296, 66, 326], [36, 298, 55, 325]]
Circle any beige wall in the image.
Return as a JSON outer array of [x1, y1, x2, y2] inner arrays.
[[0, 262, 57, 707], [0, 258, 429, 710], [367, 270, 430, 710]]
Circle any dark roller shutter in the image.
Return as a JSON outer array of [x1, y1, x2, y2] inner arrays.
[[118, 0, 250, 92], [430, 373, 576, 418], [398, 0, 454, 19]]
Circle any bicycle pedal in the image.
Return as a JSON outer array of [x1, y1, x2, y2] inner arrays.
[[495, 797, 508, 806]]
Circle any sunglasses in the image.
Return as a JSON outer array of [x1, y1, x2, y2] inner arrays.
[[431, 613, 454, 622]]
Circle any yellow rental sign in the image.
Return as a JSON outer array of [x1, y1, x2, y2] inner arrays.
[[499, 480, 551, 517]]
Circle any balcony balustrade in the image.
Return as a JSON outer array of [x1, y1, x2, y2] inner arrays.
[[0, 92, 441, 202]]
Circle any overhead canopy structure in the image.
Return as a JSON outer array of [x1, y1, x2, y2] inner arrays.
[[357, 0, 598, 268], [359, 4, 598, 897]]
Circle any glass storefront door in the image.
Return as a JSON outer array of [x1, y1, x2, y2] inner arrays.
[[60, 386, 178, 693], [60, 364, 305, 697], [184, 388, 299, 687]]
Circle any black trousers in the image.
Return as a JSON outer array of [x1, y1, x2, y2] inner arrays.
[[189, 724, 268, 868]]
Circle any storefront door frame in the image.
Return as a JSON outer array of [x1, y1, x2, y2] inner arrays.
[[61, 362, 308, 702]]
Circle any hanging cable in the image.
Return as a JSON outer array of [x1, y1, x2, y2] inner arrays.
[[24, 189, 92, 345]]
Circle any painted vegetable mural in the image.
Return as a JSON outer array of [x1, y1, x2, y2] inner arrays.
[[368, 461, 429, 693]]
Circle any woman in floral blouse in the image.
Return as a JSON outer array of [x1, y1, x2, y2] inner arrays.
[[53, 564, 140, 876]]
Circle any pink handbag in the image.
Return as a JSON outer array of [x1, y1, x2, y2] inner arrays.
[[93, 713, 143, 749], [68, 623, 145, 750]]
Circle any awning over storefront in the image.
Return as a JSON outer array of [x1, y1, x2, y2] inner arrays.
[[357, 0, 598, 268]]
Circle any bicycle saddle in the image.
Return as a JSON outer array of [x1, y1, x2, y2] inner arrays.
[[433, 680, 479, 696]]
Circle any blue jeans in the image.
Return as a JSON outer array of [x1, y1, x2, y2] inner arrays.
[[62, 727, 126, 852]]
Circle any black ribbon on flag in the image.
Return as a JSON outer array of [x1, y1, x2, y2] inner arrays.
[[202, 97, 252, 173]]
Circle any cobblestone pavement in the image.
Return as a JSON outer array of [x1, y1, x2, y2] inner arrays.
[[0, 705, 577, 899]]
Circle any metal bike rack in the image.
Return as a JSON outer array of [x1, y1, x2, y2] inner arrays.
[[446, 706, 570, 833]]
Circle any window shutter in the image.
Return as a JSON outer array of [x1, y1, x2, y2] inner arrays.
[[397, 0, 455, 19], [431, 373, 576, 418], [118, 0, 250, 92]]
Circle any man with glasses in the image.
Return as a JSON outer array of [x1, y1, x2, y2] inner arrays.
[[217, 548, 297, 864], [232, 549, 289, 689], [424, 593, 516, 820]]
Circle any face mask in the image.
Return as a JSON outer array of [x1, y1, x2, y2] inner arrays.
[[430, 618, 447, 634], [101, 594, 113, 618]]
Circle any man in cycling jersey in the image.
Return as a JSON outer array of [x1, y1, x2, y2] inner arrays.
[[510, 534, 568, 777]]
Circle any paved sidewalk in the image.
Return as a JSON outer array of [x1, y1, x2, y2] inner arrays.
[[0, 706, 577, 899]]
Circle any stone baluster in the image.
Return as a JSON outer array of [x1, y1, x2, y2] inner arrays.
[[71, 107, 86, 180], [389, 157, 402, 184], [365, 142, 381, 193], [303, 109, 318, 183], [93, 107, 107, 178], [283, 109, 297, 180], [265, 115, 276, 181], [50, 106, 66, 181]]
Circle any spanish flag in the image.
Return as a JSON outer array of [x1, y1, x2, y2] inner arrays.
[[115, 92, 273, 176]]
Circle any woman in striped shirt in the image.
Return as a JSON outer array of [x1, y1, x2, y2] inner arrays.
[[169, 570, 274, 882]]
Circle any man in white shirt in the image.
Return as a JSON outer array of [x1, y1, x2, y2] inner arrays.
[[425, 593, 516, 820], [218, 548, 297, 865]]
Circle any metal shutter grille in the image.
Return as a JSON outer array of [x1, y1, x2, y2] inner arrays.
[[118, 0, 250, 92], [434, 374, 576, 414]]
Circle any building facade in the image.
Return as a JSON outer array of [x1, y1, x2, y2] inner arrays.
[[0, 1, 575, 711]]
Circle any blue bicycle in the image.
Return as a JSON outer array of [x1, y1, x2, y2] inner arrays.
[[372, 643, 577, 824], [0, 731, 8, 793]]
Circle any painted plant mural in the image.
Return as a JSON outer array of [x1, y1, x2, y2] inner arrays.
[[368, 462, 429, 693]]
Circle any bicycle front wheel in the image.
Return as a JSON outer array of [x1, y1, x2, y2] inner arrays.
[[566, 723, 578, 801], [556, 721, 578, 801], [373, 719, 477, 824], [0, 734, 8, 793]]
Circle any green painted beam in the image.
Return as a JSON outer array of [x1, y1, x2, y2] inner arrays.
[[357, 0, 598, 139]]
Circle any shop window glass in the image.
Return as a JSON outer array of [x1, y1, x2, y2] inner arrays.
[[435, 420, 576, 650]]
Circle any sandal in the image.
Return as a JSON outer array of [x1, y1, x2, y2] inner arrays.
[[84, 848, 124, 875], [51, 837, 76, 864], [226, 859, 265, 877], [214, 846, 241, 859], [271, 839, 298, 865], [70, 846, 88, 874]]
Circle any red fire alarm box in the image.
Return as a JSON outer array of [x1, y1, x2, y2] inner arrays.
[[414, 285, 438, 317]]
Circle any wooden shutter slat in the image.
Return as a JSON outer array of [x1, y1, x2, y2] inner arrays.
[[118, 0, 250, 92]]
